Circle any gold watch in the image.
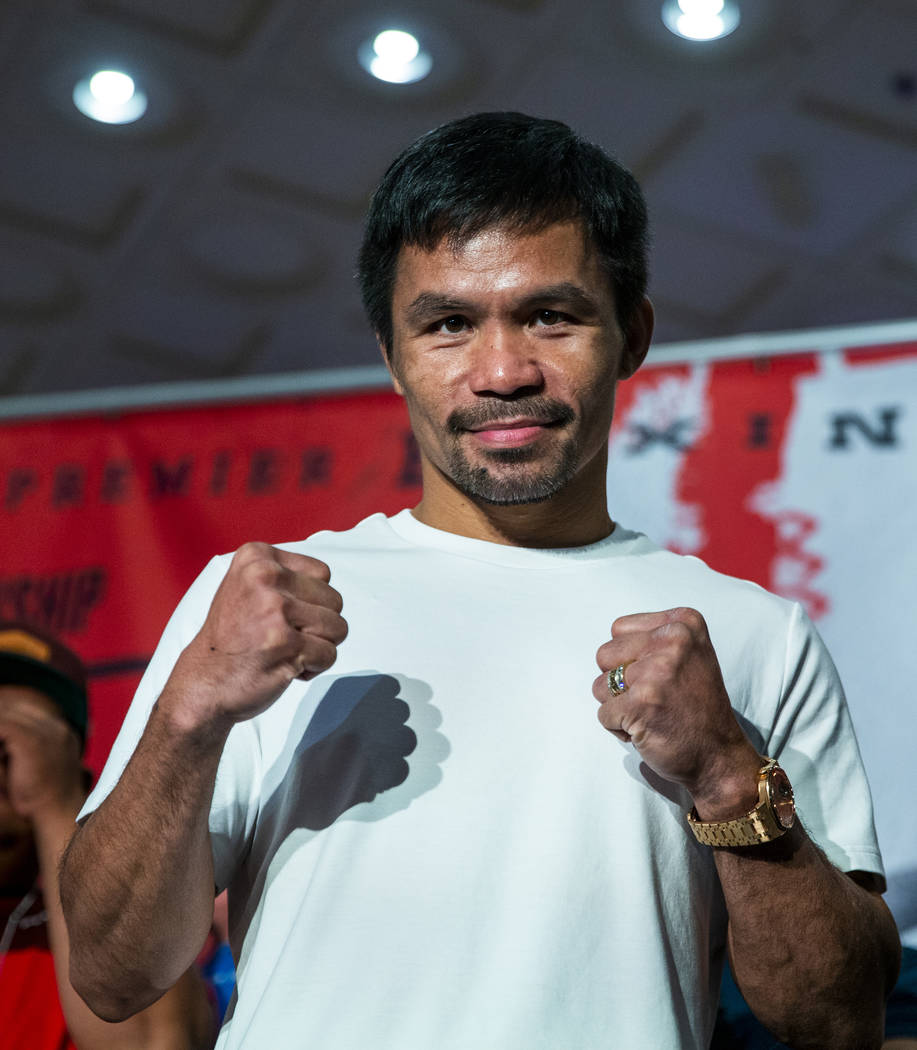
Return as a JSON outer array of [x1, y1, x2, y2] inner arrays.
[[686, 758, 796, 847]]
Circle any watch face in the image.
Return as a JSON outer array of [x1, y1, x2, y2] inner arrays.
[[768, 766, 796, 829]]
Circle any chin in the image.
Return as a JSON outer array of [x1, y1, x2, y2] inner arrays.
[[451, 445, 581, 506]]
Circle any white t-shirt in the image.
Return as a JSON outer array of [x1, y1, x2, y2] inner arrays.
[[84, 511, 883, 1050]]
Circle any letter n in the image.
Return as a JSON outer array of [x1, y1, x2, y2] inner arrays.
[[828, 407, 901, 449]]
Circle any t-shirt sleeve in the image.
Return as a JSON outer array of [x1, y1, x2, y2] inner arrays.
[[80, 553, 263, 893], [763, 601, 884, 884]]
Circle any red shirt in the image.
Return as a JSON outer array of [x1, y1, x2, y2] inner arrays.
[[0, 895, 76, 1050]]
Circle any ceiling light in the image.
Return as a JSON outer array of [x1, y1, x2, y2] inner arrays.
[[358, 29, 432, 84], [72, 68, 148, 124], [661, 0, 740, 42]]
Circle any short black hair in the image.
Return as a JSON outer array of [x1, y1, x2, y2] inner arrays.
[[357, 111, 650, 355]]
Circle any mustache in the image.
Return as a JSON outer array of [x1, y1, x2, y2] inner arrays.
[[447, 397, 575, 434]]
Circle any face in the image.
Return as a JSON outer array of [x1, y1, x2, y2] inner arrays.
[[386, 221, 650, 511], [0, 685, 40, 893]]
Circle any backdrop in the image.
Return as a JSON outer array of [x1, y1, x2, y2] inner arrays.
[[1, 328, 914, 941]]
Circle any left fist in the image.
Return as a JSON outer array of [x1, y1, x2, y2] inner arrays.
[[592, 608, 758, 805]]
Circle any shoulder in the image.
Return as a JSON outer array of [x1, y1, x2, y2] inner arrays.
[[611, 529, 801, 636], [267, 511, 399, 560]]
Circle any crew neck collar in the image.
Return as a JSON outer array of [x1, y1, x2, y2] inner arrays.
[[385, 508, 654, 568]]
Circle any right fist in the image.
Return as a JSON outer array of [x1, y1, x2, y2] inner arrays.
[[165, 543, 348, 728]]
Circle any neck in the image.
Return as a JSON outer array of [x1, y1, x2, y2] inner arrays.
[[412, 455, 614, 548]]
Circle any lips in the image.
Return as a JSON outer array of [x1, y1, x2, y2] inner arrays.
[[466, 417, 557, 447]]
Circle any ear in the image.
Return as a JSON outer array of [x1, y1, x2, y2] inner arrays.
[[618, 297, 654, 381], [378, 336, 404, 396]]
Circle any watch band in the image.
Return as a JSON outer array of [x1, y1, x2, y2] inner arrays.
[[686, 758, 793, 847]]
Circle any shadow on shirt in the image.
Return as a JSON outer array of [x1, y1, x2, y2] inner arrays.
[[261, 673, 420, 830], [224, 671, 448, 999]]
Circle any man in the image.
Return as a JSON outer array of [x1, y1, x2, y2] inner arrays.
[[0, 622, 215, 1049], [60, 112, 899, 1049]]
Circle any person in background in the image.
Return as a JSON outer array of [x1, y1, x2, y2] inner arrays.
[[0, 621, 216, 1050]]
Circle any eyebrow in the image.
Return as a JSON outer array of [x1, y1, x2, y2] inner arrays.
[[403, 292, 474, 327], [514, 282, 603, 318], [403, 282, 603, 327]]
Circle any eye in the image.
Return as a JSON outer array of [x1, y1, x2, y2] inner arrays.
[[534, 309, 565, 326], [434, 315, 468, 334]]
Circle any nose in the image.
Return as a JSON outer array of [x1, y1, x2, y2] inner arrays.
[[467, 324, 545, 397]]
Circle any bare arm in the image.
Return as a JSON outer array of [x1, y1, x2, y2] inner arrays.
[[0, 688, 216, 1048], [705, 775, 900, 1047], [60, 542, 348, 1021], [60, 700, 228, 1023], [594, 607, 900, 1050]]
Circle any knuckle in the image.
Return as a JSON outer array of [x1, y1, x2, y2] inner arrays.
[[234, 540, 271, 563], [261, 618, 291, 653], [247, 559, 283, 589], [301, 556, 331, 583], [671, 607, 705, 632], [660, 619, 693, 650]]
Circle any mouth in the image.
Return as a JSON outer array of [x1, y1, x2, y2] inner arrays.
[[465, 417, 560, 448]]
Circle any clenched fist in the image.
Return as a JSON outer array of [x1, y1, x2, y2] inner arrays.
[[162, 543, 348, 732], [592, 607, 761, 819]]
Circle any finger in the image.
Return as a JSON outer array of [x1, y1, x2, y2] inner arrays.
[[595, 636, 642, 672], [592, 678, 633, 742], [271, 548, 333, 583], [284, 575, 344, 615], [285, 598, 349, 645], [611, 607, 708, 639], [591, 663, 634, 704], [609, 610, 675, 636], [291, 634, 340, 680]]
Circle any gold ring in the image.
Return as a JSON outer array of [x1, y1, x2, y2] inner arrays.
[[607, 664, 627, 697]]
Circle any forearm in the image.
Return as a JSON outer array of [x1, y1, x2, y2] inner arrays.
[[36, 808, 215, 1049], [60, 698, 230, 1022], [718, 827, 900, 1049]]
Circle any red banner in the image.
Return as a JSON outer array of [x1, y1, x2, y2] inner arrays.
[[0, 389, 420, 773]]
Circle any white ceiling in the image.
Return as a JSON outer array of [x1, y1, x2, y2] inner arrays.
[[1, 0, 915, 400]]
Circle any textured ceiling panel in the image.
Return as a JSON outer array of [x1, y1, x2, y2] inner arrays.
[[880, 198, 917, 273], [222, 97, 431, 210], [648, 104, 917, 254], [0, 0, 914, 399], [181, 203, 326, 294], [0, 132, 144, 246], [86, 0, 272, 53], [0, 240, 82, 321], [794, 6, 917, 125], [647, 221, 787, 322], [744, 255, 917, 336], [500, 46, 705, 173]]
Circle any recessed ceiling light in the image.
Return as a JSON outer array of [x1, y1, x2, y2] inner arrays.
[[661, 0, 740, 42], [358, 29, 432, 84], [72, 68, 148, 124]]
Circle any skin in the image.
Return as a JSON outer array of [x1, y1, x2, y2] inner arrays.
[[60, 546, 348, 1020], [384, 222, 652, 548], [0, 684, 214, 1049], [61, 219, 900, 1047]]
